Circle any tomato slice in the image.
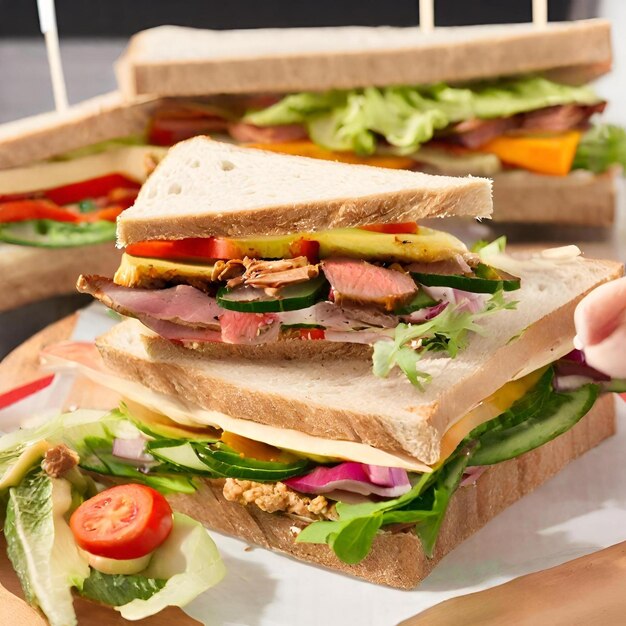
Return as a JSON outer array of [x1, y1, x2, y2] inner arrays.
[[44, 174, 141, 206], [300, 328, 326, 341], [0, 200, 81, 224], [69, 484, 173, 559], [359, 222, 419, 234], [126, 237, 242, 261]]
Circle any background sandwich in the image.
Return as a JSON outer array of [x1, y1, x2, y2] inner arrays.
[[0, 93, 165, 312], [71, 140, 625, 587], [113, 20, 625, 227]]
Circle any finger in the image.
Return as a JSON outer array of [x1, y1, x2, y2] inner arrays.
[[583, 321, 626, 379], [574, 277, 626, 347]]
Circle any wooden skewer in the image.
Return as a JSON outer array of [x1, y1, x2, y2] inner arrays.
[[532, 0, 548, 28], [37, 0, 69, 112], [419, 0, 435, 34]]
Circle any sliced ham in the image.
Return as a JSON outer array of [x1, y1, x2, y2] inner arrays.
[[228, 122, 308, 144], [219, 310, 281, 344], [77, 275, 222, 329], [321, 259, 417, 311], [520, 102, 607, 132], [451, 117, 518, 149], [139, 316, 222, 342]]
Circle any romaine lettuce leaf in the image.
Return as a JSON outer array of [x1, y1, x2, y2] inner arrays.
[[5, 471, 89, 626], [80, 570, 167, 607], [245, 77, 600, 155], [112, 513, 225, 620]]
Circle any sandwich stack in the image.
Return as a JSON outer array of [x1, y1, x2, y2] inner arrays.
[[70, 138, 624, 587]]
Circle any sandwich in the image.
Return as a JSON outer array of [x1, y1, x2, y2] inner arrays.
[[67, 138, 625, 588], [0, 93, 165, 311], [113, 20, 625, 226]]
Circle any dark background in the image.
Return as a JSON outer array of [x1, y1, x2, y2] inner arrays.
[[0, 0, 592, 37]]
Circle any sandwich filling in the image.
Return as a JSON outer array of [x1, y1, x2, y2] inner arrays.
[[144, 77, 626, 178], [79, 232, 520, 390], [37, 340, 626, 566], [0, 146, 165, 248]]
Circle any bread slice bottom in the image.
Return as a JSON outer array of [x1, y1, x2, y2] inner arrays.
[[491, 168, 619, 226], [167, 395, 615, 589]]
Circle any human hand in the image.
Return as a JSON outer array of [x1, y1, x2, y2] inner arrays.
[[574, 276, 626, 380]]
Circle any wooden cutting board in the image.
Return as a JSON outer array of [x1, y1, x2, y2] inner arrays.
[[0, 313, 200, 626]]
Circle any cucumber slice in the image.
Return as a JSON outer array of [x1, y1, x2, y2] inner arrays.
[[194, 444, 310, 481], [148, 442, 215, 474], [469, 383, 599, 466], [411, 264, 520, 294], [0, 219, 116, 248], [217, 275, 329, 313], [394, 289, 438, 315]]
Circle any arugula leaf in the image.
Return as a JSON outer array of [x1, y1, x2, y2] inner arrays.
[[372, 289, 517, 389], [329, 514, 383, 564], [80, 570, 167, 606], [573, 124, 626, 174]]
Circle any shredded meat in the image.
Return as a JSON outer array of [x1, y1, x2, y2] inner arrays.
[[42, 444, 79, 478], [211, 259, 245, 283], [225, 256, 319, 294], [223, 478, 337, 521]]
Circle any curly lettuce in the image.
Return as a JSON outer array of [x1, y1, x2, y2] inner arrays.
[[245, 77, 601, 155], [573, 124, 626, 174]]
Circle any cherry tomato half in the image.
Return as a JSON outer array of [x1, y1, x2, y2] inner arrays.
[[69, 484, 173, 559]]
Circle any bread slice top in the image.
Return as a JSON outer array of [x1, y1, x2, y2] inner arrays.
[[115, 21, 612, 98], [97, 255, 623, 465], [0, 92, 157, 171], [116, 137, 492, 244]]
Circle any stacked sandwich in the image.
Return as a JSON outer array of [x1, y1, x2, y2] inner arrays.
[[70, 138, 624, 587], [114, 20, 625, 226]]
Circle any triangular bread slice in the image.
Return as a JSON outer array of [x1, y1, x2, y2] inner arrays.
[[117, 137, 492, 244], [115, 21, 611, 98], [96, 256, 623, 465]]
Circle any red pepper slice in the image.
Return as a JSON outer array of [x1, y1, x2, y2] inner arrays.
[[300, 328, 326, 341], [0, 200, 81, 223], [44, 174, 141, 206], [126, 237, 242, 261]]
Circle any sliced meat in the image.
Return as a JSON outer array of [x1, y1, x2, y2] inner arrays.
[[339, 303, 399, 328], [451, 117, 518, 149], [238, 256, 319, 292], [228, 122, 308, 144], [77, 275, 221, 330], [42, 444, 79, 478], [321, 259, 417, 311], [139, 316, 222, 342], [520, 102, 607, 132], [406, 254, 473, 276], [219, 310, 280, 345]]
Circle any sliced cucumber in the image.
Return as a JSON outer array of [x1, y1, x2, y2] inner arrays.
[[0, 219, 116, 248], [217, 275, 329, 313], [194, 444, 310, 481], [412, 264, 520, 294], [394, 289, 438, 315], [148, 442, 215, 474], [469, 383, 599, 466]]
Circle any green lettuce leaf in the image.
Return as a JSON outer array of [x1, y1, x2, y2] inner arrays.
[[5, 471, 89, 626], [112, 513, 225, 620], [372, 289, 517, 389], [80, 570, 167, 606], [573, 124, 626, 174], [245, 77, 600, 155]]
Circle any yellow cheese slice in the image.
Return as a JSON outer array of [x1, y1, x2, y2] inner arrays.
[[114, 253, 216, 287]]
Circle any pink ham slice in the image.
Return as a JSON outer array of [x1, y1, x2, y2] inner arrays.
[[139, 316, 222, 342], [77, 276, 222, 329], [321, 259, 417, 311], [228, 122, 308, 144], [219, 310, 280, 344]]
